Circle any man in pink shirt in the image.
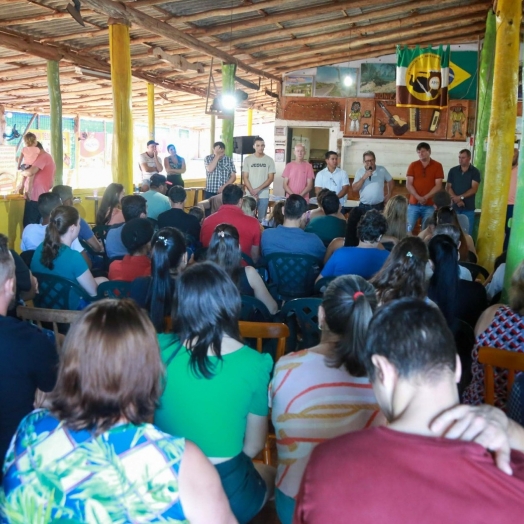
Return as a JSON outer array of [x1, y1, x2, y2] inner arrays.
[[294, 299, 524, 524], [21, 143, 56, 227], [282, 144, 315, 202]]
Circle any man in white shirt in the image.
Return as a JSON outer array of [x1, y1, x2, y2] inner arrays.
[[242, 136, 276, 222], [139, 140, 163, 189], [314, 151, 349, 205], [352, 150, 394, 211]]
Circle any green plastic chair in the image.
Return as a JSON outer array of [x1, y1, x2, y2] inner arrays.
[[279, 298, 322, 353], [313, 276, 336, 296], [240, 295, 272, 322], [33, 272, 94, 311], [96, 280, 132, 300], [459, 262, 489, 281]]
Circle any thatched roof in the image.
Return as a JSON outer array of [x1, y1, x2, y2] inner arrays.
[[0, 0, 510, 128]]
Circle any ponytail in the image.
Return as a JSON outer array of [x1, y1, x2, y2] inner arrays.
[[207, 223, 242, 284], [323, 275, 378, 377], [41, 205, 79, 269]]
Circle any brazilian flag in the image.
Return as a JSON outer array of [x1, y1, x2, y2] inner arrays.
[[449, 51, 478, 100]]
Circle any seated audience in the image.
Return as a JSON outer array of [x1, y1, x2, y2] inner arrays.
[[188, 205, 205, 225], [381, 194, 410, 248], [207, 224, 277, 315], [198, 193, 223, 215], [308, 188, 345, 222], [262, 200, 285, 228], [156, 263, 274, 523], [0, 234, 57, 476], [242, 195, 258, 218], [108, 218, 153, 281], [294, 299, 524, 524], [8, 249, 37, 315], [420, 189, 470, 232], [21, 193, 86, 259], [157, 185, 201, 242], [271, 276, 384, 524], [142, 173, 171, 220], [201, 184, 261, 262], [261, 195, 325, 262], [51, 185, 102, 254], [433, 224, 472, 280], [129, 227, 187, 332], [305, 191, 346, 246], [485, 251, 507, 301], [95, 182, 125, 226], [30, 206, 105, 297], [370, 236, 430, 305], [105, 194, 147, 259], [2, 299, 236, 524], [463, 260, 524, 408], [318, 210, 388, 281]]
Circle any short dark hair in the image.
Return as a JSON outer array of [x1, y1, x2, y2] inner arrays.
[[254, 136, 264, 144], [188, 206, 204, 222], [122, 194, 147, 221], [321, 191, 340, 215], [417, 142, 431, 152], [362, 298, 456, 382], [150, 173, 167, 188], [121, 218, 154, 254], [357, 210, 388, 242], [284, 194, 307, 220], [433, 190, 452, 209], [213, 141, 226, 149], [362, 150, 376, 161], [434, 224, 460, 246], [49, 299, 163, 433], [168, 185, 186, 204], [37, 192, 61, 218], [222, 184, 243, 205], [51, 185, 73, 202], [459, 149, 471, 158], [325, 151, 338, 160]]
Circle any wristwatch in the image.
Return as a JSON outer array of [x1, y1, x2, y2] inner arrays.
[[460, 196, 464, 200]]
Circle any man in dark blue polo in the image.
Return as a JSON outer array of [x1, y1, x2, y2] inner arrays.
[[446, 149, 480, 235]]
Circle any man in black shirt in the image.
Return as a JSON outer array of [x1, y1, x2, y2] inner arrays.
[[158, 185, 201, 244], [0, 234, 58, 476]]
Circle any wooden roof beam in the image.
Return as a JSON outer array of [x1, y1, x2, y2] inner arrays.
[[80, 0, 281, 82]]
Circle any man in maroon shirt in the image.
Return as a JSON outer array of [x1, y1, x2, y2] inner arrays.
[[294, 299, 524, 524], [200, 184, 261, 263]]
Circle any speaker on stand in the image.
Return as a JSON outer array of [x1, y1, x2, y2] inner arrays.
[[233, 136, 257, 185]]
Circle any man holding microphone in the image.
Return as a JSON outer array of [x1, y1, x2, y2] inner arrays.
[[352, 151, 394, 211]]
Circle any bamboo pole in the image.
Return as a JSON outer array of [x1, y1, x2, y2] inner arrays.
[[473, 10, 496, 214], [221, 63, 235, 157], [147, 82, 155, 141], [477, 0, 522, 271], [109, 21, 133, 194], [47, 60, 63, 185], [247, 108, 253, 136], [210, 114, 216, 153]]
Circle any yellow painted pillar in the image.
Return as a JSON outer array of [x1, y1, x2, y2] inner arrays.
[[147, 83, 155, 141], [247, 108, 253, 136], [477, 0, 522, 270], [109, 20, 133, 194]]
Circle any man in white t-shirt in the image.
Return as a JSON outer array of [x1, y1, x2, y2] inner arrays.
[[314, 151, 349, 205], [352, 150, 394, 211], [139, 140, 163, 188], [242, 137, 275, 222], [21, 193, 85, 256]]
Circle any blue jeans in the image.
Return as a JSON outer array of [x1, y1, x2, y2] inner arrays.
[[455, 208, 475, 235], [407, 204, 435, 231], [257, 197, 269, 222]]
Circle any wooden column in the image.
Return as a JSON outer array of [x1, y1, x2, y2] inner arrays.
[[109, 19, 133, 194], [477, 0, 522, 270], [147, 82, 155, 141], [0, 106, 5, 146], [210, 114, 216, 152], [247, 108, 253, 136], [221, 63, 235, 157], [473, 9, 496, 214], [47, 60, 63, 185]]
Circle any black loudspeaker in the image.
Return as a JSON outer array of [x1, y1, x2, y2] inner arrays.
[[233, 135, 257, 155]]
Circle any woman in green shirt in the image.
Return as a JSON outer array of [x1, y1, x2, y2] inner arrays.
[[156, 262, 274, 524]]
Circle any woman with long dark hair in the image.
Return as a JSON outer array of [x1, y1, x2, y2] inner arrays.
[[30, 205, 105, 297], [271, 275, 384, 524], [95, 183, 124, 226], [2, 299, 236, 524], [207, 223, 277, 314], [129, 226, 187, 332], [164, 144, 186, 187], [156, 262, 274, 523]]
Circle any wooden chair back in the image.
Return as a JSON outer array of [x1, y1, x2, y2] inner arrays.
[[17, 306, 81, 352], [478, 347, 524, 405], [239, 321, 289, 362]]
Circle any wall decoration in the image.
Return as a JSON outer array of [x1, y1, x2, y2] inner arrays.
[[448, 51, 478, 100], [315, 66, 358, 97], [344, 98, 375, 135], [446, 103, 469, 140], [359, 63, 396, 94], [284, 75, 314, 97]]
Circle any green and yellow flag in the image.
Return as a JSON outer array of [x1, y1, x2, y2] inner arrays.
[[396, 45, 451, 109]]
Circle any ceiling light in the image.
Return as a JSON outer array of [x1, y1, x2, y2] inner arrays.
[[221, 94, 237, 110]]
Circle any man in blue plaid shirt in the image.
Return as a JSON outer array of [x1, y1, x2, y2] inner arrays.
[[204, 141, 237, 199]]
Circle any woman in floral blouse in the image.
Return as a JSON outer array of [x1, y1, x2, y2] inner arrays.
[[1, 299, 236, 524]]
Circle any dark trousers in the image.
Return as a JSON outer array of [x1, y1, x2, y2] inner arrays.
[[359, 202, 384, 212], [23, 200, 41, 228]]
